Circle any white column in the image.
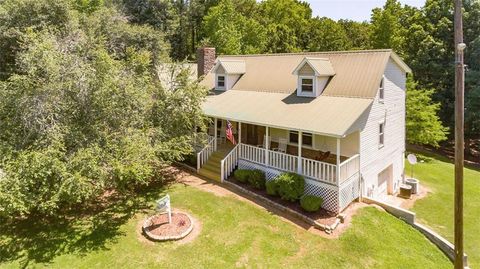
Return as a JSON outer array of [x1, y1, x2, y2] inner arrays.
[[265, 126, 269, 166], [214, 118, 218, 151], [297, 131, 302, 174], [336, 138, 341, 183], [238, 122, 242, 144]]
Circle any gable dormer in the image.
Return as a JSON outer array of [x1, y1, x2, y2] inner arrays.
[[292, 57, 335, 97], [212, 60, 246, 91]]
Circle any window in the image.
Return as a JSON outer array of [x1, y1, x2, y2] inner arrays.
[[289, 131, 313, 147], [301, 78, 314, 92], [217, 75, 225, 88], [379, 76, 385, 102], [379, 122, 385, 147]]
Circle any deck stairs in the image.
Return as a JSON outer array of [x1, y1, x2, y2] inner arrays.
[[198, 144, 234, 181]]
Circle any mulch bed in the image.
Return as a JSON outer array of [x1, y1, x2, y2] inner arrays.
[[226, 178, 337, 226], [144, 212, 192, 238]]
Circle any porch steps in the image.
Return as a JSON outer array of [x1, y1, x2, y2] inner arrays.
[[198, 145, 234, 181]]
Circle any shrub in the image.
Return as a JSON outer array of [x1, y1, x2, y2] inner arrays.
[[275, 172, 305, 201], [248, 169, 266, 190], [300, 195, 323, 212], [266, 180, 278, 196], [234, 169, 251, 183]]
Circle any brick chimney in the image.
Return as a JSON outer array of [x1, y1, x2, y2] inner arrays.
[[197, 47, 216, 78]]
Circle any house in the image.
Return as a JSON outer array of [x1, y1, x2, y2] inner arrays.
[[195, 47, 411, 213]]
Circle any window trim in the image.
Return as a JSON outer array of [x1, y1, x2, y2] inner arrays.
[[379, 76, 385, 103], [288, 131, 314, 148], [297, 75, 316, 97], [379, 121, 385, 148], [216, 74, 226, 90]]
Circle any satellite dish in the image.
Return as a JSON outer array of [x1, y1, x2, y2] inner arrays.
[[407, 154, 417, 165], [407, 154, 417, 178]]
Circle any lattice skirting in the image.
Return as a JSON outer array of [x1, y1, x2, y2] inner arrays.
[[338, 173, 360, 212], [238, 159, 346, 213]]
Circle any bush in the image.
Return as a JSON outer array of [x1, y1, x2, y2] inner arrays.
[[247, 169, 266, 190], [266, 180, 278, 196], [234, 169, 251, 183], [275, 172, 305, 202], [300, 195, 323, 212]]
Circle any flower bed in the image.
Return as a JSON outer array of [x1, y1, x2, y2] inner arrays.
[[226, 177, 337, 226], [142, 212, 194, 241]]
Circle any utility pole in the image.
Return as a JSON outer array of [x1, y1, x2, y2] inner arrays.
[[454, 0, 466, 268]]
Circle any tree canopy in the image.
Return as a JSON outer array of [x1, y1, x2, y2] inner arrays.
[[0, 0, 207, 218]]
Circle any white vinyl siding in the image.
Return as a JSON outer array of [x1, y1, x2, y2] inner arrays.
[[360, 58, 406, 198]]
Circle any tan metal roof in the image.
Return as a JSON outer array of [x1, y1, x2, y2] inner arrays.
[[201, 49, 410, 98], [213, 60, 246, 74], [292, 57, 336, 76], [202, 90, 373, 137]]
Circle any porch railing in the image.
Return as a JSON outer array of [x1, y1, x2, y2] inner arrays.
[[220, 144, 240, 182], [268, 150, 298, 173], [197, 136, 216, 171], [338, 154, 360, 184], [239, 143, 265, 165], [301, 158, 337, 185], [236, 143, 359, 186]]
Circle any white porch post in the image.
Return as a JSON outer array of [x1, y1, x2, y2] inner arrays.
[[336, 138, 341, 183], [214, 118, 218, 151], [265, 126, 269, 166], [238, 122, 242, 144], [297, 131, 303, 174]]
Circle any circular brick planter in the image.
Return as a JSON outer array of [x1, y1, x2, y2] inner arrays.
[[142, 211, 194, 241]]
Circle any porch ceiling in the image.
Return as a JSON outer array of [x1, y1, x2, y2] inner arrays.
[[202, 90, 372, 137]]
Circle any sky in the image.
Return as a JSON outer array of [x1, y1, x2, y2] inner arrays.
[[304, 0, 426, 22]]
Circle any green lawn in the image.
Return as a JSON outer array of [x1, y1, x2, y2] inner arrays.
[[407, 154, 480, 268], [0, 181, 450, 268]]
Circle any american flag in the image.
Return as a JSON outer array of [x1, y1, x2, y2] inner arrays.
[[225, 120, 236, 145]]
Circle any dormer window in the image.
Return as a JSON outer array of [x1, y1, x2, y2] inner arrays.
[[292, 57, 335, 98], [212, 60, 246, 91], [217, 75, 225, 89], [379, 76, 385, 102], [301, 77, 314, 92]]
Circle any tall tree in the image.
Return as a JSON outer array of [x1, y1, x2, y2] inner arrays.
[[201, 0, 266, 54], [338, 19, 372, 50], [370, 0, 406, 55], [306, 17, 351, 51], [406, 79, 449, 147], [256, 0, 312, 53]]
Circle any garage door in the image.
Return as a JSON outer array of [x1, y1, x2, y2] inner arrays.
[[377, 165, 392, 198]]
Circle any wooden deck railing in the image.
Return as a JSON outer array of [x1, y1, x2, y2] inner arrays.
[[196, 136, 216, 171], [239, 143, 265, 165], [268, 150, 298, 173], [236, 143, 359, 186], [338, 154, 360, 184], [220, 144, 239, 182], [301, 158, 337, 185]]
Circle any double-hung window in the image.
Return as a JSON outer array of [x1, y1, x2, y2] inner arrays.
[[301, 77, 314, 93], [379, 122, 385, 148], [289, 131, 313, 147], [379, 76, 385, 102], [217, 75, 225, 89]]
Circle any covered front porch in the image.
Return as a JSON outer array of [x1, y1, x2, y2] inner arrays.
[[200, 118, 360, 186]]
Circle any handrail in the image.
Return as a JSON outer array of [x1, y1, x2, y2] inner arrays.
[[339, 154, 360, 184], [301, 157, 337, 185], [238, 143, 265, 165], [268, 149, 298, 173], [197, 136, 216, 171], [220, 144, 240, 182]]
